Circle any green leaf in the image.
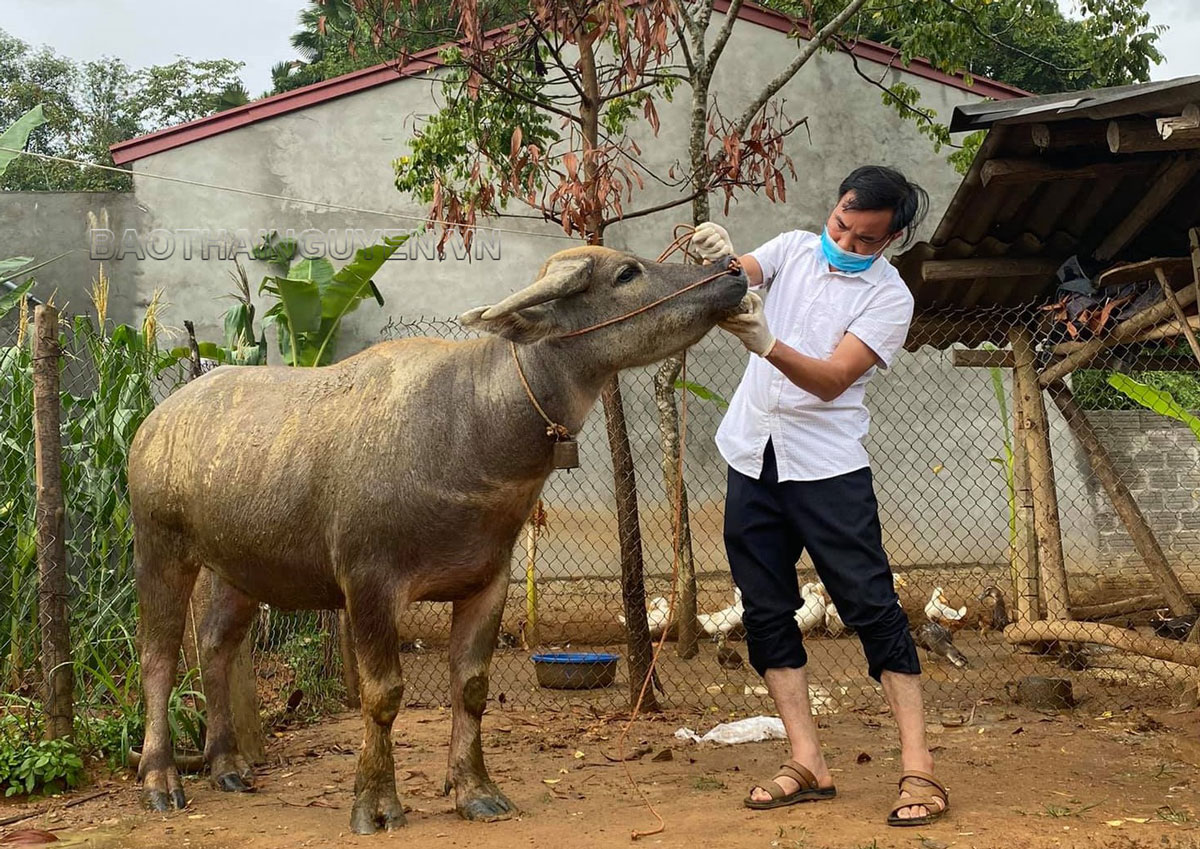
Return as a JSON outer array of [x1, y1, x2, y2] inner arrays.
[[318, 236, 406, 320], [673, 379, 729, 410], [0, 278, 33, 320], [0, 105, 46, 176], [1107, 373, 1200, 441], [286, 257, 335, 286], [270, 276, 322, 333]]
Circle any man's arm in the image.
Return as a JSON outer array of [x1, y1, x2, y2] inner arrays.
[[763, 333, 879, 403]]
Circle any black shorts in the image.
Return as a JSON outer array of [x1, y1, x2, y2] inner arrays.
[[723, 440, 919, 681]]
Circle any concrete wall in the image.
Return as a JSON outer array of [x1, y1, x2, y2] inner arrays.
[[0, 192, 143, 325]]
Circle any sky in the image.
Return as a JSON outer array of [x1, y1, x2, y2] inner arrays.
[[2, 0, 1199, 97]]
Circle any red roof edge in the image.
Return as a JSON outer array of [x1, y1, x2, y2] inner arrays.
[[112, 3, 1028, 166]]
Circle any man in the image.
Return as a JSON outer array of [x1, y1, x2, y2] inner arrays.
[[693, 165, 948, 827]]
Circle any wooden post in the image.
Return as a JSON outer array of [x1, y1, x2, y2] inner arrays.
[[1094, 156, 1200, 262], [33, 305, 74, 741], [1009, 334, 1040, 621], [1050, 383, 1196, 618], [1010, 326, 1071, 619]]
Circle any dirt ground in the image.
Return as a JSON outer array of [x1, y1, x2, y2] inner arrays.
[[3, 696, 1198, 849]]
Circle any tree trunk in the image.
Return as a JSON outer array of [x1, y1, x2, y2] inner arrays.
[[579, 31, 660, 712], [33, 305, 73, 741], [653, 356, 698, 659]]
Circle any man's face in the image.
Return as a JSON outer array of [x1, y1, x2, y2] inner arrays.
[[825, 191, 898, 256]]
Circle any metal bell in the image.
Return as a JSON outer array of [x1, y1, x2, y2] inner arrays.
[[553, 438, 579, 470]]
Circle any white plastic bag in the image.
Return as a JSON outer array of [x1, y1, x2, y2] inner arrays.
[[674, 715, 787, 745]]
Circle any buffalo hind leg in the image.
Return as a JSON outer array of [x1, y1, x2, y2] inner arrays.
[[448, 567, 515, 821], [197, 573, 258, 792], [136, 538, 200, 812], [347, 587, 407, 834]]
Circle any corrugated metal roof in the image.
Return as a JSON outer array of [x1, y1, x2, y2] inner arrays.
[[896, 77, 1200, 317]]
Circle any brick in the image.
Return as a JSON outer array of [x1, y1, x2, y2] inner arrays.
[[1147, 470, 1180, 490]]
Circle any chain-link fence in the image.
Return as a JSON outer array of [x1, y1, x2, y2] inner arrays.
[[378, 298, 1200, 716], [4, 287, 1198, 752]]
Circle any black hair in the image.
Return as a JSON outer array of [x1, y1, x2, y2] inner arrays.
[[838, 166, 929, 249]]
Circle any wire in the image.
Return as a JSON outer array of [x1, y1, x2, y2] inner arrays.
[[0, 146, 580, 243]]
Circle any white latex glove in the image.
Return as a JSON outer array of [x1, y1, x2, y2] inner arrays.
[[718, 292, 776, 357], [692, 221, 735, 264]]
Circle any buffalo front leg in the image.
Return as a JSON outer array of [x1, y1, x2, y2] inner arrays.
[[196, 572, 258, 792], [447, 567, 516, 821], [135, 539, 200, 812], [347, 589, 407, 834]]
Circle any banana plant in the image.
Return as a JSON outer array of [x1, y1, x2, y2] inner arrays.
[[259, 235, 408, 366], [1107, 373, 1200, 440]]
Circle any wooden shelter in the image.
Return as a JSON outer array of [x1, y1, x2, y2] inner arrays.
[[893, 78, 1200, 672]]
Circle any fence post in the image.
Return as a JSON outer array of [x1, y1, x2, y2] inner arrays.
[[33, 304, 73, 740]]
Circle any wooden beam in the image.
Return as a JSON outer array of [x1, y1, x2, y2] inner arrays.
[[1029, 122, 1108, 151], [1049, 382, 1196, 618], [1005, 620, 1200, 667], [1011, 325, 1071, 620], [921, 257, 1062, 282], [980, 157, 1145, 188], [956, 348, 1200, 372], [1108, 119, 1200, 154], [1156, 266, 1200, 368], [1040, 279, 1200, 385], [1051, 316, 1200, 353], [1094, 256, 1193, 289], [1094, 155, 1200, 262], [1159, 104, 1200, 140]]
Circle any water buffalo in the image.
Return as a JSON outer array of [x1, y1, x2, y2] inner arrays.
[[128, 245, 746, 833]]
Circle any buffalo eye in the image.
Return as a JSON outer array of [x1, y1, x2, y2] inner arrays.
[[615, 264, 640, 285]]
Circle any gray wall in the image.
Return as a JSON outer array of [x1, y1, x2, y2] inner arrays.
[[0, 192, 143, 325]]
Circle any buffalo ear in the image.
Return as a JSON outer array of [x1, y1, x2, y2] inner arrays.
[[477, 256, 593, 320], [459, 304, 553, 343]]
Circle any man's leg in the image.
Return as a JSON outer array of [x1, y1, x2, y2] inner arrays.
[[749, 666, 834, 801], [788, 467, 940, 819], [725, 442, 831, 802]]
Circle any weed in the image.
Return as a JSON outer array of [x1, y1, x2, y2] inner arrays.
[[692, 775, 725, 791]]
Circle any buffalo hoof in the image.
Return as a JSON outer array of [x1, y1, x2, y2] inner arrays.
[[214, 771, 254, 793], [458, 787, 517, 822], [142, 787, 188, 812], [349, 793, 407, 834]]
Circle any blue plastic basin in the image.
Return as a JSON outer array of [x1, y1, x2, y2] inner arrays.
[[531, 652, 620, 689]]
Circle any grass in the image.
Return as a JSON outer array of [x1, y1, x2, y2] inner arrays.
[[1157, 806, 1192, 825], [691, 775, 725, 792], [1042, 801, 1102, 818]]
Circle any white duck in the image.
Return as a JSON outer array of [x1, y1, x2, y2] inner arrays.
[[924, 587, 967, 629], [617, 596, 673, 637], [795, 582, 826, 634], [699, 587, 743, 637], [819, 584, 846, 637]]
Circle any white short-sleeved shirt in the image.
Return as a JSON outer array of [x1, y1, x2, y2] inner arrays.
[[715, 229, 914, 482]]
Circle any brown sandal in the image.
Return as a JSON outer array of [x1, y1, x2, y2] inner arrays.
[[887, 770, 949, 827], [743, 760, 837, 810]]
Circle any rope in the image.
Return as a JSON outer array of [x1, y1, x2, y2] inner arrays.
[[510, 340, 572, 440], [0, 145, 579, 243]]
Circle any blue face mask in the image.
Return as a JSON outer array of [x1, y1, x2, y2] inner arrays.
[[820, 226, 883, 274]]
